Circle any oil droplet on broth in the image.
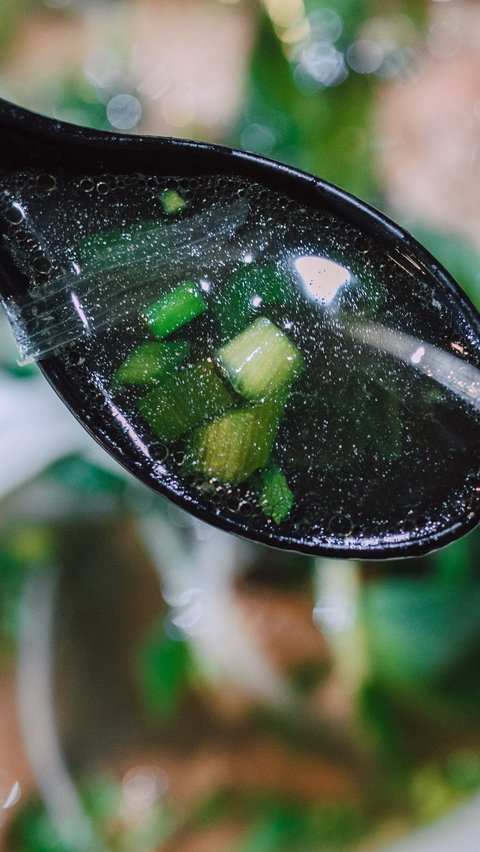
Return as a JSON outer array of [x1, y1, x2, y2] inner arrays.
[[2, 167, 480, 554]]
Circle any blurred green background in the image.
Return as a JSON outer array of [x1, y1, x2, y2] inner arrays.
[[2, 1, 480, 850]]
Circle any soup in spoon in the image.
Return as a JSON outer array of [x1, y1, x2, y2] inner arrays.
[[2, 161, 480, 559]]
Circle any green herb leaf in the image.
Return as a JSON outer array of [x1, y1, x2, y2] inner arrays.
[[213, 264, 296, 339], [259, 465, 294, 524]]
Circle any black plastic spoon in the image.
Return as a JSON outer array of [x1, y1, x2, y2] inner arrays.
[[1, 97, 480, 560]]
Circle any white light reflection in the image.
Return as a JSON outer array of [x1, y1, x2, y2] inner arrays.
[[411, 345, 425, 365], [94, 376, 152, 461], [347, 39, 384, 74], [165, 587, 204, 636], [307, 7, 343, 43], [8, 201, 25, 224], [122, 766, 168, 814], [109, 404, 151, 458], [299, 41, 347, 87], [70, 292, 90, 331], [139, 516, 293, 706], [351, 322, 480, 410], [295, 255, 350, 304], [313, 594, 356, 636], [0, 775, 21, 810]]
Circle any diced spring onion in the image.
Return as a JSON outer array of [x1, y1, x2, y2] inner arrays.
[[144, 281, 206, 339], [113, 340, 190, 385], [216, 317, 303, 401], [138, 360, 234, 443], [79, 221, 169, 267], [187, 398, 283, 486], [161, 189, 189, 215]]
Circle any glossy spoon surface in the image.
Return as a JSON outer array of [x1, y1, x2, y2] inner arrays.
[[1, 98, 480, 559]]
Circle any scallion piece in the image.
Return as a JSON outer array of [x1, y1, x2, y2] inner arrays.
[[138, 360, 234, 443], [161, 189, 189, 215], [216, 317, 303, 401], [187, 398, 283, 486], [113, 340, 190, 385], [79, 221, 169, 267], [144, 281, 206, 339]]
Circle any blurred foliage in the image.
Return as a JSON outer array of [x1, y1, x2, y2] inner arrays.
[[7, 800, 69, 852], [7, 783, 369, 852], [45, 455, 125, 495], [232, 7, 376, 201], [410, 752, 480, 825], [42, 75, 108, 131], [411, 225, 480, 311], [0, 525, 54, 659], [232, 1, 428, 203], [6, 772, 177, 852], [359, 530, 480, 709], [238, 799, 367, 852], [361, 571, 480, 686], [194, 789, 368, 852], [288, 657, 330, 695], [136, 617, 196, 718], [358, 677, 410, 786]]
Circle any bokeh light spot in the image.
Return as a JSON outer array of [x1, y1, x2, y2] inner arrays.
[[106, 94, 142, 130], [347, 39, 384, 74]]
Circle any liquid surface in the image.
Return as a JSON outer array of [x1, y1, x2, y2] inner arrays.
[[1, 168, 480, 555]]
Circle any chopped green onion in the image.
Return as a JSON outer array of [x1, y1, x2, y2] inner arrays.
[[138, 360, 234, 443], [79, 220, 169, 267], [113, 340, 190, 385], [187, 398, 283, 486], [216, 317, 303, 401], [144, 281, 206, 339], [161, 189, 189, 215]]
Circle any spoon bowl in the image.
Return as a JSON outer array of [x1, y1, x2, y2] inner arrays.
[[1, 98, 480, 559]]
